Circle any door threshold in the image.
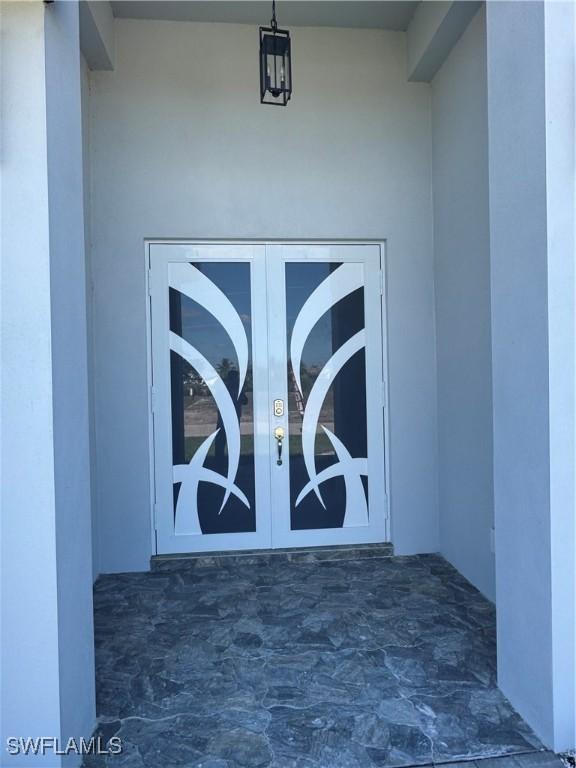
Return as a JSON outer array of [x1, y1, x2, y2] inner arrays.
[[151, 542, 394, 571]]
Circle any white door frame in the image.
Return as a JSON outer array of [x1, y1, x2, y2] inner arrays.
[[145, 240, 391, 555]]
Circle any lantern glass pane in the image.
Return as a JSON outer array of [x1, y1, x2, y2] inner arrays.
[[283, 53, 291, 90], [266, 54, 282, 94]]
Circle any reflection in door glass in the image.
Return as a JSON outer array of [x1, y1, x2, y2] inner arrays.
[[286, 262, 369, 530], [169, 261, 256, 535]]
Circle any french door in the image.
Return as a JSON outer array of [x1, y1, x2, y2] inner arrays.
[[149, 242, 388, 554]]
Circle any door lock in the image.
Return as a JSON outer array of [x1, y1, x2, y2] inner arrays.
[[274, 426, 285, 466], [273, 399, 284, 417]]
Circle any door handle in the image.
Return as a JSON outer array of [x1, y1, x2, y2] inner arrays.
[[274, 426, 285, 466]]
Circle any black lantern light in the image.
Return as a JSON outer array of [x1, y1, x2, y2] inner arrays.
[[259, 0, 292, 105]]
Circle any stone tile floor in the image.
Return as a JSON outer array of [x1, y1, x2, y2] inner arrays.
[[84, 552, 549, 768]]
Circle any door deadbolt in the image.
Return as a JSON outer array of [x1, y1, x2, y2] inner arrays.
[[273, 399, 284, 417]]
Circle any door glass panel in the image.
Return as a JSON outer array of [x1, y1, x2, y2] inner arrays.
[[168, 261, 255, 535], [285, 262, 369, 530]]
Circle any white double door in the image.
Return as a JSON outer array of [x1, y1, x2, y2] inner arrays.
[[150, 242, 387, 554]]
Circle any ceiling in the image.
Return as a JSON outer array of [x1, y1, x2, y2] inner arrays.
[[110, 1, 420, 31]]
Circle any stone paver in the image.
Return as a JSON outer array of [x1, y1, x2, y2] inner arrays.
[[84, 553, 543, 767]]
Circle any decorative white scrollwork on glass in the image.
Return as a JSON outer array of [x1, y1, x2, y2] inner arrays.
[[169, 262, 251, 536], [289, 263, 369, 527]]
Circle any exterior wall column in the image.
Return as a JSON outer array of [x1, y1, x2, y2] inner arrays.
[[486, 0, 576, 751], [0, 2, 95, 765]]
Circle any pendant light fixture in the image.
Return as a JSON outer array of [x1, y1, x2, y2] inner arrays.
[[259, 0, 292, 105]]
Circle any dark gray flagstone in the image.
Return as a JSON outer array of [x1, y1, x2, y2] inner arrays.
[[83, 552, 547, 768]]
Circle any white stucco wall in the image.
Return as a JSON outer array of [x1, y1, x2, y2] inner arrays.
[[431, 7, 495, 600], [87, 19, 438, 572]]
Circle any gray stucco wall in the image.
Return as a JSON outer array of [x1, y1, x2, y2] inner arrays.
[[1, 4, 64, 759], [87, 20, 439, 573], [431, 7, 495, 600], [81, 54, 101, 582], [1, 2, 96, 762], [45, 1, 96, 753], [486, 0, 576, 749]]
